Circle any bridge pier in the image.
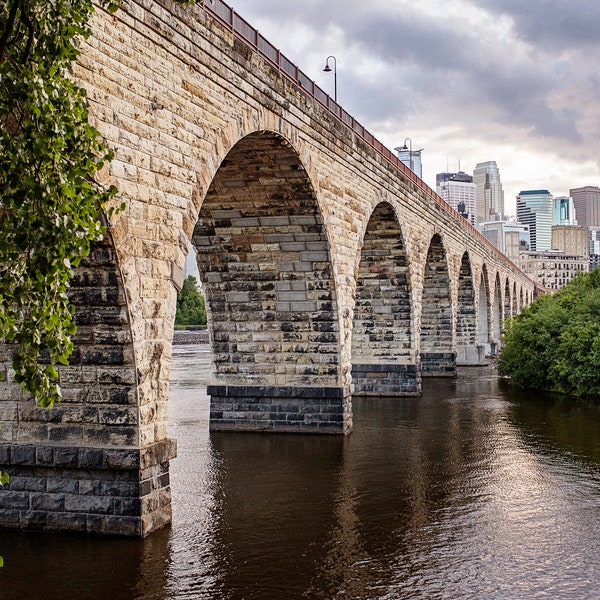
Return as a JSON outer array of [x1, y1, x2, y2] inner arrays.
[[351, 363, 421, 396], [456, 344, 487, 365], [420, 352, 457, 377], [208, 385, 352, 434], [0, 440, 176, 536]]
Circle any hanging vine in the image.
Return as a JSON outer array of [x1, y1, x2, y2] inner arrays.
[[0, 0, 122, 408]]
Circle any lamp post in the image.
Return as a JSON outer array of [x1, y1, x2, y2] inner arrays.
[[323, 55, 337, 103], [401, 137, 413, 172]]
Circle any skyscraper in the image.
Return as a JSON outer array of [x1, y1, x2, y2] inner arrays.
[[516, 190, 553, 251], [570, 186, 600, 227], [436, 172, 476, 225], [395, 144, 423, 179], [473, 161, 504, 223], [553, 196, 577, 225]]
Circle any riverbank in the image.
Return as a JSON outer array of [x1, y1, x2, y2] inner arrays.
[[172, 329, 208, 344]]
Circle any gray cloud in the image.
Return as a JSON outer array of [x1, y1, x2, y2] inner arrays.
[[229, 0, 599, 199], [474, 0, 600, 50]]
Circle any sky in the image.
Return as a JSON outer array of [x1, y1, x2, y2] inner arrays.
[[220, 0, 600, 217]]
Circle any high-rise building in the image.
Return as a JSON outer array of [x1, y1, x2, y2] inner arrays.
[[436, 172, 476, 225], [516, 190, 553, 251], [395, 144, 423, 179], [589, 227, 600, 271], [473, 161, 504, 223], [553, 196, 577, 225], [570, 186, 600, 227]]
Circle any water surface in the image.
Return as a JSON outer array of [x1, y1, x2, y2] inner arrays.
[[2, 345, 600, 599]]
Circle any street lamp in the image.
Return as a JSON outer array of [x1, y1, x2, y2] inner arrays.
[[323, 55, 337, 103], [401, 137, 413, 172]]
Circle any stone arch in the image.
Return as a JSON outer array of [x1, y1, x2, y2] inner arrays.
[[492, 272, 502, 352], [456, 252, 483, 365], [519, 287, 524, 310], [512, 282, 518, 315], [457, 252, 476, 346], [420, 234, 454, 377], [478, 265, 491, 345], [503, 278, 512, 323], [351, 201, 418, 395], [192, 130, 349, 433]]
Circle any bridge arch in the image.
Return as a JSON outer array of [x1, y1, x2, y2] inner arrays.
[[456, 252, 484, 365], [420, 234, 454, 377], [492, 272, 502, 352], [351, 201, 418, 395], [512, 282, 518, 315], [478, 265, 491, 347], [503, 278, 511, 323], [192, 130, 349, 432]]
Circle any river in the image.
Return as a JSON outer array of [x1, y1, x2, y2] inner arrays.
[[2, 344, 600, 599]]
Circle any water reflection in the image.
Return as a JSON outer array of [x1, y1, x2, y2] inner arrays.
[[3, 348, 600, 599]]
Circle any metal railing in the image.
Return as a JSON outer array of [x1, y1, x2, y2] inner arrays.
[[201, 0, 531, 281]]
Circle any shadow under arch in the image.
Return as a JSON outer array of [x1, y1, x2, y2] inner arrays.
[[503, 277, 511, 324], [492, 272, 502, 353], [420, 233, 455, 377], [478, 264, 491, 348], [191, 130, 350, 434], [456, 251, 485, 365], [351, 201, 419, 396]]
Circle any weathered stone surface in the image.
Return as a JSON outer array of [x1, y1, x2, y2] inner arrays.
[[0, 440, 175, 536]]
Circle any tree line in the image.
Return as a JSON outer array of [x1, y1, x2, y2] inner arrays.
[[499, 267, 600, 398]]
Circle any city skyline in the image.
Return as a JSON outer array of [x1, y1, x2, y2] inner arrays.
[[228, 0, 600, 217]]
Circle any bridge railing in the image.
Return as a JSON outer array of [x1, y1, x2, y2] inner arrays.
[[201, 0, 530, 280]]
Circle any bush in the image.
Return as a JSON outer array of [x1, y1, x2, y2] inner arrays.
[[498, 268, 600, 397]]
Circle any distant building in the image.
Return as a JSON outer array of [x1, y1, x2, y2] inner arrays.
[[395, 143, 423, 178], [516, 189, 553, 251], [519, 251, 588, 290], [436, 172, 476, 225], [480, 220, 530, 262], [473, 161, 504, 223], [589, 227, 600, 271], [551, 225, 589, 258], [570, 185, 600, 227], [553, 196, 577, 225]]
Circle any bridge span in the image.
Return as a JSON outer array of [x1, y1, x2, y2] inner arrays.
[[0, 0, 535, 536]]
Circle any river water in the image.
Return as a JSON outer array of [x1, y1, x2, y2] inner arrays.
[[3, 344, 600, 599]]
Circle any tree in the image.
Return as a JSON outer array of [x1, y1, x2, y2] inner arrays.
[[498, 268, 600, 397], [175, 276, 207, 327]]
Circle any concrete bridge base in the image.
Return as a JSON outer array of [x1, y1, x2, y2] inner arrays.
[[0, 439, 176, 537], [456, 344, 487, 366], [420, 352, 457, 377], [208, 385, 352, 434], [352, 363, 421, 396]]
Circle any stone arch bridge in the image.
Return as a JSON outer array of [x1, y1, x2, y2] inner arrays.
[[0, 0, 536, 536]]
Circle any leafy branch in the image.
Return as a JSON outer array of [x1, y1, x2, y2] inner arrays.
[[0, 0, 121, 407]]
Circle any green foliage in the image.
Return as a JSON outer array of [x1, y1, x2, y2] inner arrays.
[[0, 0, 120, 407], [499, 268, 600, 397], [175, 276, 206, 327]]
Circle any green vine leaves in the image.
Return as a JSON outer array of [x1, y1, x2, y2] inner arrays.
[[0, 0, 122, 407]]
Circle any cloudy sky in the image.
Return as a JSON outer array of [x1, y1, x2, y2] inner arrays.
[[223, 0, 600, 216]]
